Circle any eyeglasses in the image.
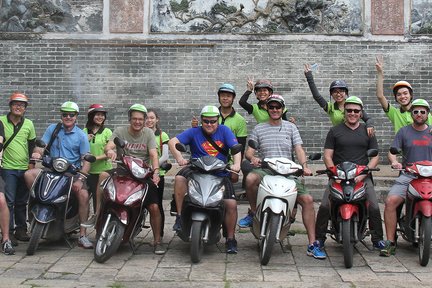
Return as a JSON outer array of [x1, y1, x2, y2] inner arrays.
[[202, 119, 218, 124], [11, 102, 26, 108], [345, 109, 361, 114], [268, 105, 282, 110], [331, 89, 346, 95], [412, 110, 428, 115], [62, 113, 77, 118]]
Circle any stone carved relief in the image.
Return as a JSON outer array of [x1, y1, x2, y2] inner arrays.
[[411, 0, 432, 34], [110, 0, 144, 33], [151, 0, 363, 34], [371, 0, 403, 35], [0, 0, 103, 33]]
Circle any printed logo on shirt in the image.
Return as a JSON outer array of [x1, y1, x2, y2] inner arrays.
[[201, 141, 224, 157], [413, 135, 432, 146], [125, 143, 147, 152]]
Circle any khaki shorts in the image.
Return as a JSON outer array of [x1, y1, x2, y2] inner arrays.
[[250, 168, 308, 196]]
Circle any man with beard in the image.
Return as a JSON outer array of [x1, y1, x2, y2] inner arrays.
[[380, 99, 432, 256]]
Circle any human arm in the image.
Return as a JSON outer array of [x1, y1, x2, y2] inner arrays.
[[360, 110, 375, 137], [239, 90, 254, 115], [104, 140, 117, 161], [304, 64, 328, 111], [245, 145, 261, 167], [159, 143, 169, 163], [236, 136, 246, 159], [294, 144, 312, 176], [375, 55, 390, 111], [168, 137, 189, 166], [149, 147, 160, 185], [388, 151, 402, 169], [323, 148, 335, 169]]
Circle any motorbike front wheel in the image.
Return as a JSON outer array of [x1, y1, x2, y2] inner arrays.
[[190, 220, 205, 263], [259, 211, 279, 266], [94, 217, 125, 263], [418, 216, 431, 266], [26, 222, 45, 255], [342, 219, 354, 268]]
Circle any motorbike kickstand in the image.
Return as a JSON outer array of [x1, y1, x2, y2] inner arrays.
[[280, 237, 292, 253], [359, 239, 374, 251], [64, 234, 76, 248], [129, 239, 138, 254]]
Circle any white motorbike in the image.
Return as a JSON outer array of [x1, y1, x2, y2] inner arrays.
[[248, 140, 320, 265]]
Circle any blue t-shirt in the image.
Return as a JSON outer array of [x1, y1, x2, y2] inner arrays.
[[176, 125, 238, 176], [391, 125, 432, 165], [42, 123, 90, 168]]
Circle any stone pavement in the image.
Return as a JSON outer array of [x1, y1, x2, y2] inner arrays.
[[1, 200, 432, 288]]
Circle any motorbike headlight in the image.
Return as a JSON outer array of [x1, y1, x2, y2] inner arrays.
[[346, 169, 357, 180], [352, 187, 366, 201], [105, 178, 116, 201], [330, 187, 344, 201], [53, 195, 68, 203], [131, 161, 148, 179], [53, 158, 69, 173], [337, 169, 346, 180], [125, 189, 145, 206], [417, 164, 432, 177]]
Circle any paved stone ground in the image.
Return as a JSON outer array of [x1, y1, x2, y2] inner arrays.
[[1, 200, 432, 288]]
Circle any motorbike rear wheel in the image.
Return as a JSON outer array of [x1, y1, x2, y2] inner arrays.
[[260, 211, 279, 266], [190, 220, 204, 263], [342, 219, 354, 268], [418, 216, 431, 266], [26, 222, 45, 256], [94, 217, 125, 263]]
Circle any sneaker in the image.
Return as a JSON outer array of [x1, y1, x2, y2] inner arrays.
[[78, 236, 94, 249], [379, 240, 396, 257], [373, 240, 386, 250], [226, 238, 238, 254], [307, 240, 326, 259], [14, 228, 30, 241], [81, 215, 97, 228], [173, 215, 182, 232], [238, 210, 254, 228], [1, 240, 15, 255], [154, 242, 166, 255], [9, 234, 18, 247]]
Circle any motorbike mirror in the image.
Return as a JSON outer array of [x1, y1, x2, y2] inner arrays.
[[366, 149, 378, 158], [175, 142, 187, 152], [389, 147, 401, 155], [309, 153, 321, 161], [248, 139, 259, 150], [160, 162, 172, 171], [113, 137, 126, 148], [230, 143, 243, 155], [35, 139, 46, 148], [83, 154, 96, 163]]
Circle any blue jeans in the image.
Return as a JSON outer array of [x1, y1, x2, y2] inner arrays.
[[2, 169, 29, 231]]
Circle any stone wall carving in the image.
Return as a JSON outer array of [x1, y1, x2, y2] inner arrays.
[[110, 0, 144, 33], [371, 0, 404, 35], [0, 0, 103, 33], [412, 0, 432, 34], [151, 0, 363, 34]]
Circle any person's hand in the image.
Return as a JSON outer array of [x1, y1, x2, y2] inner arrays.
[[303, 167, 312, 176], [177, 158, 189, 166], [106, 149, 117, 161], [355, 174, 367, 183], [367, 127, 375, 137], [250, 157, 261, 167], [72, 178, 84, 193], [247, 76, 254, 91], [288, 116, 296, 124], [391, 162, 403, 170], [152, 173, 160, 186], [191, 116, 199, 128], [304, 63, 311, 74], [230, 163, 240, 173], [375, 55, 384, 74], [31, 152, 42, 159], [87, 134, 94, 141]]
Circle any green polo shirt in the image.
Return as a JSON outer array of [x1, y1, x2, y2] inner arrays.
[[0, 114, 36, 170], [219, 108, 248, 137], [154, 130, 170, 177], [83, 127, 113, 174], [326, 102, 345, 126], [385, 102, 432, 133]]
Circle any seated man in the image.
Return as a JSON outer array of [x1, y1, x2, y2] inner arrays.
[[169, 105, 241, 254]]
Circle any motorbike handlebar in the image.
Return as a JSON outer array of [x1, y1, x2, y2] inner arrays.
[[315, 169, 328, 175]]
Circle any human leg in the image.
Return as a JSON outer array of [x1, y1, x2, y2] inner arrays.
[[238, 170, 261, 228], [0, 193, 14, 255], [364, 178, 384, 246], [315, 183, 331, 245], [157, 176, 165, 237], [14, 170, 30, 240]]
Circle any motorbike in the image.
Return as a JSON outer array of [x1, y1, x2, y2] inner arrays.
[[175, 142, 242, 263], [27, 143, 96, 256], [94, 137, 171, 263], [390, 147, 432, 266], [247, 139, 320, 265], [316, 149, 379, 268]]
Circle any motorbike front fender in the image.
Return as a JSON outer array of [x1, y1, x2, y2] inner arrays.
[[414, 200, 432, 217], [191, 211, 209, 222], [30, 205, 56, 224], [339, 203, 359, 221], [261, 198, 288, 216], [109, 207, 129, 225]]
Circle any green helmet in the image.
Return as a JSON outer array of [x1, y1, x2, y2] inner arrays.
[[128, 104, 147, 120], [60, 101, 79, 113], [411, 99, 430, 111], [200, 105, 220, 117], [344, 96, 363, 108]]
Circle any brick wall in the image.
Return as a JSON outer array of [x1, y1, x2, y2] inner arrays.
[[0, 39, 431, 163]]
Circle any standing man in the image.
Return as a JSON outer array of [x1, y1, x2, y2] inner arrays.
[[169, 105, 241, 254], [87, 104, 165, 255], [24, 101, 94, 249], [316, 96, 385, 252], [238, 95, 326, 259], [380, 99, 432, 256], [0, 93, 36, 245]]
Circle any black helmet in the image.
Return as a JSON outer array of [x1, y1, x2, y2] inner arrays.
[[329, 80, 349, 94]]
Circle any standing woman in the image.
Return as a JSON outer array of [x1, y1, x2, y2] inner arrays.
[[145, 109, 170, 238], [84, 104, 112, 217]]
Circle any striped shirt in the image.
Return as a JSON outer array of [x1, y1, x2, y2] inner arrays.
[[249, 120, 303, 160]]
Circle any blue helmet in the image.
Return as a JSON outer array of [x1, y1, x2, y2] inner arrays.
[[218, 83, 236, 97]]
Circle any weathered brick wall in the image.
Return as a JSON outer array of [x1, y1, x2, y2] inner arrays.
[[0, 39, 430, 162]]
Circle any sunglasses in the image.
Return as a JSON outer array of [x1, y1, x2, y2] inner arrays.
[[412, 110, 428, 115], [202, 119, 218, 124], [268, 105, 282, 110], [345, 109, 361, 114], [11, 102, 26, 108], [62, 113, 77, 118]]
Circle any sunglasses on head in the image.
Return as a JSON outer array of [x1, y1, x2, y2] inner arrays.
[[62, 112, 76, 118], [268, 105, 282, 110], [345, 108, 361, 114], [412, 110, 427, 115], [202, 119, 218, 124]]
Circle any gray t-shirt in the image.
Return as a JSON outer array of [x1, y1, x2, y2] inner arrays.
[[110, 126, 157, 163], [249, 120, 303, 160], [392, 125, 432, 165]]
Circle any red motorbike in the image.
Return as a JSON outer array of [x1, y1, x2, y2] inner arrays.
[[316, 149, 379, 268], [390, 147, 432, 266], [93, 137, 170, 263]]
